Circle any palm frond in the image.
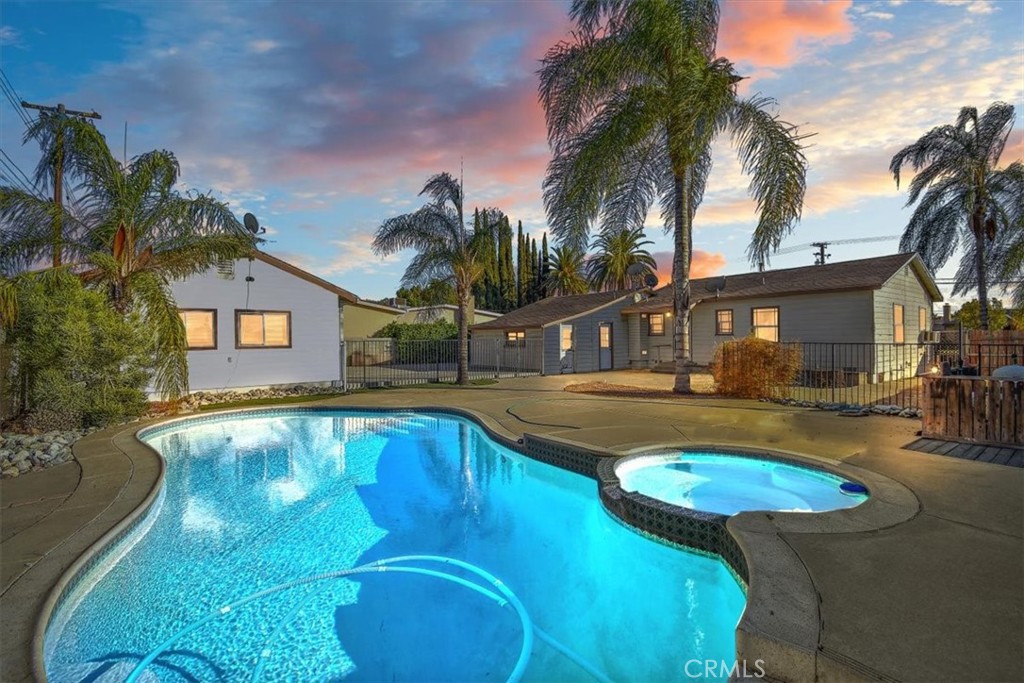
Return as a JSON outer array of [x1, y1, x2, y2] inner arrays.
[[131, 268, 188, 400], [730, 96, 808, 266]]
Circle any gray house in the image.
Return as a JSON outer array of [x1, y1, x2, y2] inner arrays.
[[470, 290, 638, 374], [623, 252, 942, 381], [171, 251, 358, 392]]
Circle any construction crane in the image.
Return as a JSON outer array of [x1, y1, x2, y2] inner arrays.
[[760, 235, 902, 269]]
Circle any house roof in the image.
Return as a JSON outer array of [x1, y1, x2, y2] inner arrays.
[[471, 290, 634, 330], [254, 251, 358, 303], [621, 253, 942, 313], [407, 304, 503, 318], [347, 298, 406, 314]]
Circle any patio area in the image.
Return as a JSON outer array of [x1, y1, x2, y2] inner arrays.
[[2, 372, 1021, 682]]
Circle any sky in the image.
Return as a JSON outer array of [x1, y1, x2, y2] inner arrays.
[[1, 0, 1022, 305]]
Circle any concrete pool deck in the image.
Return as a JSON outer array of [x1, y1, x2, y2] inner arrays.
[[2, 371, 1021, 682]]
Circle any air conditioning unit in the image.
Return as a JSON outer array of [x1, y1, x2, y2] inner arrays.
[[918, 330, 940, 344]]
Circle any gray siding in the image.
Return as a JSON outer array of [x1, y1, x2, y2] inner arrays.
[[470, 328, 543, 371], [170, 258, 341, 392], [872, 263, 936, 379], [542, 297, 633, 373], [625, 312, 674, 367], [690, 290, 874, 364]]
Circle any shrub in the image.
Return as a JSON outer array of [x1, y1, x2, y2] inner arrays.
[[5, 270, 154, 429], [711, 337, 802, 399], [371, 319, 458, 364]]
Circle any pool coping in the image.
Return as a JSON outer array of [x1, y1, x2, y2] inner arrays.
[[30, 404, 921, 683]]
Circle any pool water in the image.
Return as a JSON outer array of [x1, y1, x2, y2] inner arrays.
[[45, 411, 746, 682], [617, 453, 868, 516]]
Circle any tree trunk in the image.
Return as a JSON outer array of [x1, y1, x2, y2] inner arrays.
[[973, 212, 989, 331], [457, 291, 470, 385], [672, 167, 693, 394]]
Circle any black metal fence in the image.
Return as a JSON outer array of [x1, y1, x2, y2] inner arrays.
[[342, 338, 543, 388]]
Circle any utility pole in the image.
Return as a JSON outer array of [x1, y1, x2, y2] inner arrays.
[[811, 241, 831, 266], [20, 101, 102, 268]]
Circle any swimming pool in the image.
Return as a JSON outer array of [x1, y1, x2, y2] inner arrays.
[[45, 411, 746, 682], [616, 452, 868, 516]]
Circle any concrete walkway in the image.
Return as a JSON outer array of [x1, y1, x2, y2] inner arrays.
[[2, 372, 1021, 682]]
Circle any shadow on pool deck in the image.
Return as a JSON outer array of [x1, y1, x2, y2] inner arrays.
[[1, 371, 1021, 682]]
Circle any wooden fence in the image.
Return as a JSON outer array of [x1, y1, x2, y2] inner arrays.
[[922, 376, 1023, 446]]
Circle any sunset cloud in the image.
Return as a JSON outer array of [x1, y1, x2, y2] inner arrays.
[[652, 250, 728, 285], [719, 0, 854, 68]]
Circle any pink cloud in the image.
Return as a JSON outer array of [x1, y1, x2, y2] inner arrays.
[[652, 250, 728, 285], [720, 0, 854, 68]]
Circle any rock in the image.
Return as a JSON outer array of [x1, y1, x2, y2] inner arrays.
[[2, 466, 18, 478]]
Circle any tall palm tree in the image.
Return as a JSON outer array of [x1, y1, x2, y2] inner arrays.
[[545, 245, 590, 296], [373, 172, 483, 385], [588, 226, 657, 291], [890, 102, 1023, 330], [0, 115, 257, 399], [539, 0, 808, 393]]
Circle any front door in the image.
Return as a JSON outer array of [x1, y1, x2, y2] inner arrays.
[[598, 322, 613, 370]]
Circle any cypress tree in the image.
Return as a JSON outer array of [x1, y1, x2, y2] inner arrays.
[[541, 233, 551, 298], [530, 237, 539, 303], [516, 221, 525, 308], [498, 215, 515, 311], [471, 208, 487, 307]]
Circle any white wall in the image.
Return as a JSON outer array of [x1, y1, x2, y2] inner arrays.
[[169, 258, 341, 392]]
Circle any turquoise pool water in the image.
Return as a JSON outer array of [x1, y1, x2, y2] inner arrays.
[[616, 453, 868, 516], [45, 411, 746, 682]]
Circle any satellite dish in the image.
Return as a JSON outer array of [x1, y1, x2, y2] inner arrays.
[[704, 276, 727, 292], [626, 263, 647, 277], [643, 273, 658, 288], [243, 212, 261, 234]]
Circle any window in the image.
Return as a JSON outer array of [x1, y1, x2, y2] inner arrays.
[[715, 309, 733, 336], [751, 307, 779, 342], [236, 310, 291, 348], [505, 330, 525, 346], [648, 313, 665, 336], [893, 304, 905, 344], [560, 324, 573, 351], [919, 306, 928, 334], [179, 309, 216, 349]]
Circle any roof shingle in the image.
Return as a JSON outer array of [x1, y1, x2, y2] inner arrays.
[[622, 253, 939, 313], [471, 290, 633, 330]]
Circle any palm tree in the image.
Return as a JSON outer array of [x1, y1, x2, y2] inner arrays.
[[545, 245, 590, 296], [539, 0, 808, 393], [0, 114, 256, 399], [373, 172, 483, 385], [588, 226, 657, 291], [891, 102, 1023, 329]]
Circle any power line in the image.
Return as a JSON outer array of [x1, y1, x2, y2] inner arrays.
[[19, 100, 102, 268], [0, 69, 32, 127], [0, 149, 41, 197]]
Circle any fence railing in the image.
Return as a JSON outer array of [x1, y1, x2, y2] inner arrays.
[[717, 341, 942, 409], [922, 376, 1023, 446], [342, 338, 543, 388]]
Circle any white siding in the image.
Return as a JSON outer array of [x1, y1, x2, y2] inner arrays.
[[170, 258, 341, 392]]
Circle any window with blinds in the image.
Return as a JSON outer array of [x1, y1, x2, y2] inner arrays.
[[178, 310, 217, 349], [236, 310, 291, 348]]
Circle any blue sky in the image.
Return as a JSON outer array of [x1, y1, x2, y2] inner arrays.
[[1, 0, 1022, 304]]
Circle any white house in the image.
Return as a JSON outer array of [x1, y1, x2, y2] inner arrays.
[[171, 251, 357, 392]]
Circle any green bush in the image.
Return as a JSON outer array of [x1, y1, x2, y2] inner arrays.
[[711, 336, 802, 399], [5, 270, 154, 429], [371, 319, 458, 364]]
